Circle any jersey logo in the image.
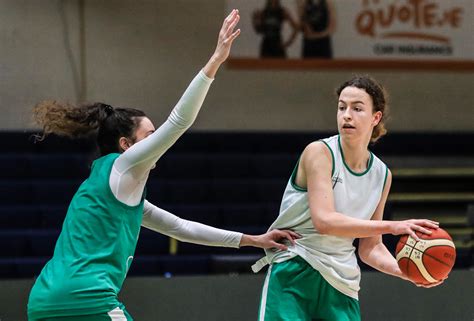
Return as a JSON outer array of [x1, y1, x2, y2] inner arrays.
[[332, 173, 343, 189]]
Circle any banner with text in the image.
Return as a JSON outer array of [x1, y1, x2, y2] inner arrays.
[[226, 0, 473, 61]]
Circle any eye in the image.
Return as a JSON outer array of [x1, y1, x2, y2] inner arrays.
[[338, 105, 346, 111], [354, 106, 362, 112]]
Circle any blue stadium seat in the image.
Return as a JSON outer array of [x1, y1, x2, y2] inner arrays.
[[0, 182, 34, 205], [29, 230, 59, 257], [0, 206, 42, 228], [251, 154, 297, 179], [33, 180, 81, 205], [15, 257, 49, 278], [210, 154, 252, 179], [211, 180, 254, 204], [0, 155, 32, 179], [164, 204, 221, 226], [135, 229, 170, 256], [151, 154, 209, 179], [0, 230, 31, 257], [30, 154, 90, 179]]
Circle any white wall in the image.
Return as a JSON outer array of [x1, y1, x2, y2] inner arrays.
[[0, 0, 473, 131]]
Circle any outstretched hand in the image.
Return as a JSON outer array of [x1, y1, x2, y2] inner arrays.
[[240, 230, 301, 250], [202, 9, 241, 78], [212, 9, 241, 64]]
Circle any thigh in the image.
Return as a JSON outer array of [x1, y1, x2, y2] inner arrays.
[[312, 275, 360, 321], [258, 258, 315, 321]]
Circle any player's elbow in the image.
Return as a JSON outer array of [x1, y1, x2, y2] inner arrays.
[[358, 246, 370, 264], [312, 215, 331, 235]]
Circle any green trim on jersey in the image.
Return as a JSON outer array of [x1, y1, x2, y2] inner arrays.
[[338, 135, 374, 176], [321, 139, 335, 177], [290, 158, 307, 192], [382, 166, 389, 191], [290, 140, 336, 192], [28, 153, 145, 319]]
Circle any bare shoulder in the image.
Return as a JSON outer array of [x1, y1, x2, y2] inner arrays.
[[301, 141, 332, 171], [302, 141, 331, 160]]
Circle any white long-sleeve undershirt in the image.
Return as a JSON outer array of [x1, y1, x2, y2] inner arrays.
[[107, 70, 243, 248], [142, 200, 242, 248]]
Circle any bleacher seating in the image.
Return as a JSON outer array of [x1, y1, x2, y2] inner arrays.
[[0, 131, 472, 278]]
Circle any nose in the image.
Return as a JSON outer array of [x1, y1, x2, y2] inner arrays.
[[343, 108, 352, 121]]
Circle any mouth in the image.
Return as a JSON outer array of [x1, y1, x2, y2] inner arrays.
[[342, 124, 355, 129]]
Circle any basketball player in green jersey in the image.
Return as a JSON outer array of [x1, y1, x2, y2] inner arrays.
[[253, 76, 444, 321], [27, 10, 298, 321]]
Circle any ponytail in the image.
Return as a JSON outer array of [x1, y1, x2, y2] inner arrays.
[[33, 100, 146, 155]]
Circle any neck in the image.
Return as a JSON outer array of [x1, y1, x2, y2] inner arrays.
[[339, 135, 371, 172]]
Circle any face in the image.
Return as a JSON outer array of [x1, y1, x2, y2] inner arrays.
[[119, 117, 155, 151], [133, 117, 155, 143], [337, 86, 382, 141]]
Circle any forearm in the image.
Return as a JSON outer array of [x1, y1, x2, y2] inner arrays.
[[142, 201, 243, 248], [360, 242, 404, 279], [315, 211, 393, 238], [239, 234, 260, 247], [202, 56, 224, 79]]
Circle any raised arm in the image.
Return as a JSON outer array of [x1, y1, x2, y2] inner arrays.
[[300, 142, 438, 239], [114, 10, 241, 176], [109, 11, 241, 205]]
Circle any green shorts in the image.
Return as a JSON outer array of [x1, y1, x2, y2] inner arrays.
[[28, 303, 133, 321], [258, 256, 360, 321]]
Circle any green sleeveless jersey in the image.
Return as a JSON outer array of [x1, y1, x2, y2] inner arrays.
[[28, 153, 145, 318]]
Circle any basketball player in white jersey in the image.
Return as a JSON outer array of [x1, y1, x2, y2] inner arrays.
[[253, 76, 444, 321]]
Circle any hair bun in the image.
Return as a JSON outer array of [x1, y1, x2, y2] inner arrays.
[[104, 104, 114, 115]]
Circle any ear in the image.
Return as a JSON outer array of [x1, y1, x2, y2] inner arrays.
[[373, 111, 382, 127], [119, 137, 131, 152]]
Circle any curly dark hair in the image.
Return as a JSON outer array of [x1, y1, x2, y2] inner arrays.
[[336, 75, 389, 143], [33, 100, 146, 156]]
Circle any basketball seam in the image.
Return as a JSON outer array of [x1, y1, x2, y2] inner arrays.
[[398, 242, 454, 268], [419, 245, 455, 268]]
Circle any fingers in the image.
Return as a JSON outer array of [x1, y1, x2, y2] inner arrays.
[[406, 219, 441, 240], [223, 9, 238, 28], [415, 279, 444, 288], [270, 241, 288, 251], [418, 219, 439, 229], [228, 29, 241, 44], [412, 224, 432, 236], [226, 12, 240, 36], [274, 231, 293, 245], [285, 230, 301, 239], [223, 9, 239, 35], [408, 229, 420, 242]]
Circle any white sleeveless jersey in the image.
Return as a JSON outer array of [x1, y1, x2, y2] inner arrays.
[[253, 135, 388, 299]]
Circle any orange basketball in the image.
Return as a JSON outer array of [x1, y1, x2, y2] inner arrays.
[[395, 227, 456, 285]]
